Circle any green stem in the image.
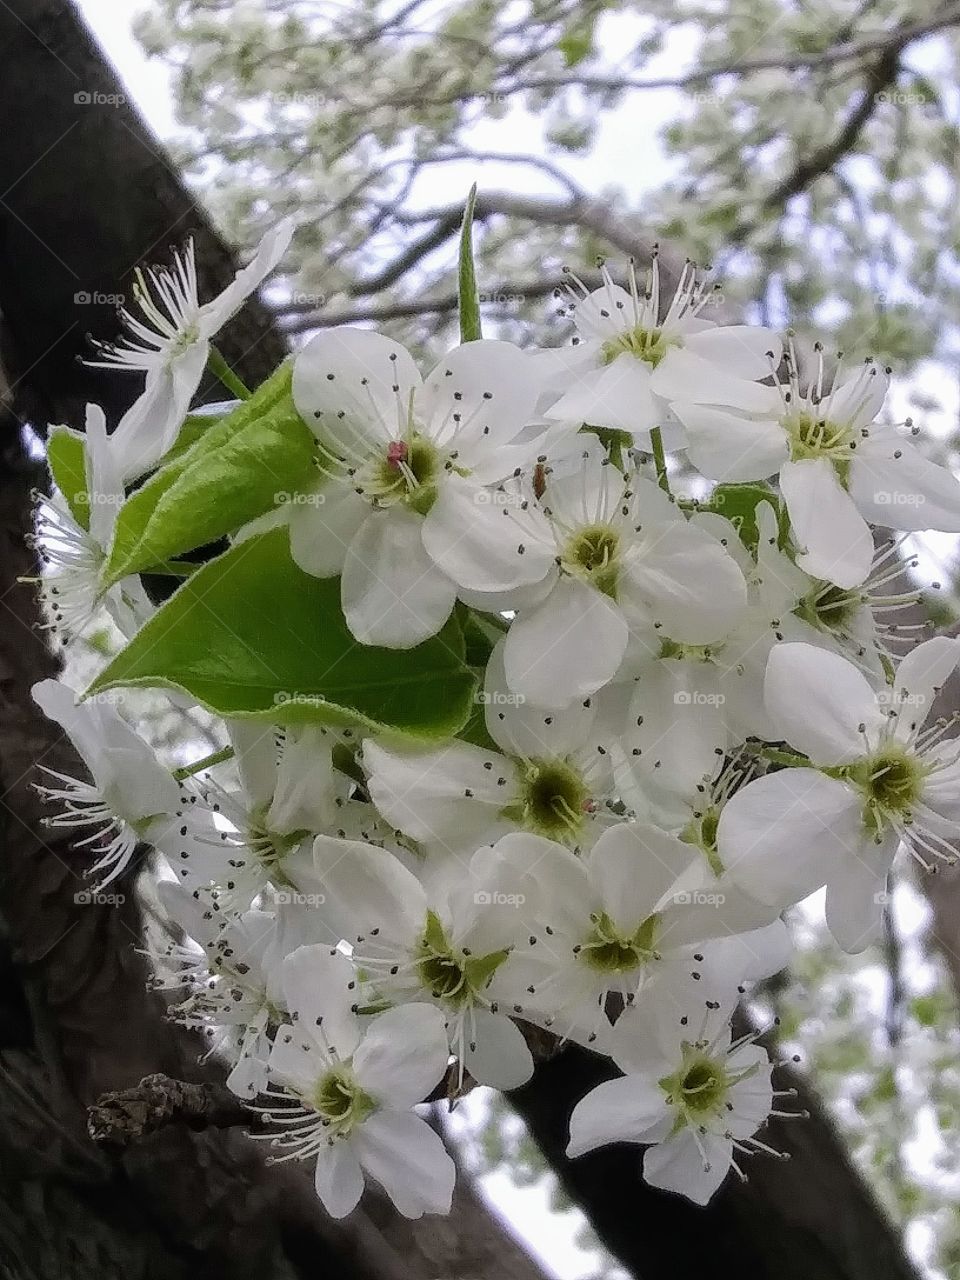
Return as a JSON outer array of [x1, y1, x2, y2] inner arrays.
[[649, 425, 670, 494], [207, 346, 252, 401], [458, 183, 482, 343], [173, 745, 235, 781]]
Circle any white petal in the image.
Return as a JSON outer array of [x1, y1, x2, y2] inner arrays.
[[824, 834, 897, 953], [567, 1075, 669, 1158], [503, 578, 628, 710], [483, 638, 596, 759], [672, 402, 787, 483], [313, 1141, 366, 1218], [589, 823, 698, 930], [227, 720, 278, 810], [287, 484, 368, 578], [642, 1130, 732, 1205], [682, 325, 782, 380], [780, 458, 873, 588], [111, 342, 209, 481], [293, 327, 421, 453], [281, 944, 360, 1058], [891, 636, 960, 740], [573, 284, 637, 341], [341, 509, 457, 648], [354, 1112, 456, 1217], [311, 835, 426, 947], [268, 725, 338, 833], [353, 1004, 450, 1106], [850, 430, 960, 532], [363, 739, 517, 851], [421, 475, 554, 592], [419, 340, 541, 457], [718, 769, 865, 909], [622, 518, 747, 643], [651, 347, 781, 412], [201, 217, 295, 332], [625, 660, 728, 799], [822, 363, 889, 430], [545, 355, 660, 436], [463, 1008, 534, 1089], [764, 642, 884, 764]]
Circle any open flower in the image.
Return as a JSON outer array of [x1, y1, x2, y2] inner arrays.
[[718, 637, 960, 950], [96, 219, 295, 481], [567, 978, 776, 1205], [32, 679, 181, 886], [362, 639, 616, 855], [155, 720, 344, 911], [33, 405, 151, 640], [673, 345, 960, 588], [288, 328, 573, 647], [499, 447, 748, 709], [489, 825, 778, 1042], [297, 836, 538, 1089], [262, 945, 454, 1218], [541, 259, 780, 443]]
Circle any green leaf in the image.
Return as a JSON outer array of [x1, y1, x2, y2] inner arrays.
[[458, 183, 482, 344], [47, 426, 89, 530], [702, 483, 781, 551], [88, 527, 476, 740], [104, 362, 316, 584]]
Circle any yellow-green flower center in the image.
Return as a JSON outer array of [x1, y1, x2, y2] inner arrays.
[[503, 758, 593, 844], [847, 743, 926, 834], [562, 524, 620, 599], [578, 910, 660, 974], [311, 1067, 376, 1133], [414, 910, 508, 1008], [600, 325, 671, 369]]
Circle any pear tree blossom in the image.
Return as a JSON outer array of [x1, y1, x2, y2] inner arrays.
[[30, 219, 960, 1216]]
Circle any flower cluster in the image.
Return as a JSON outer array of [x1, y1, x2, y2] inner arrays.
[[31, 225, 960, 1217]]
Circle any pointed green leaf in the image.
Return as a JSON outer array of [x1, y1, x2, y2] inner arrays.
[[103, 362, 316, 584], [458, 183, 482, 344], [47, 426, 89, 530], [88, 527, 476, 740]]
